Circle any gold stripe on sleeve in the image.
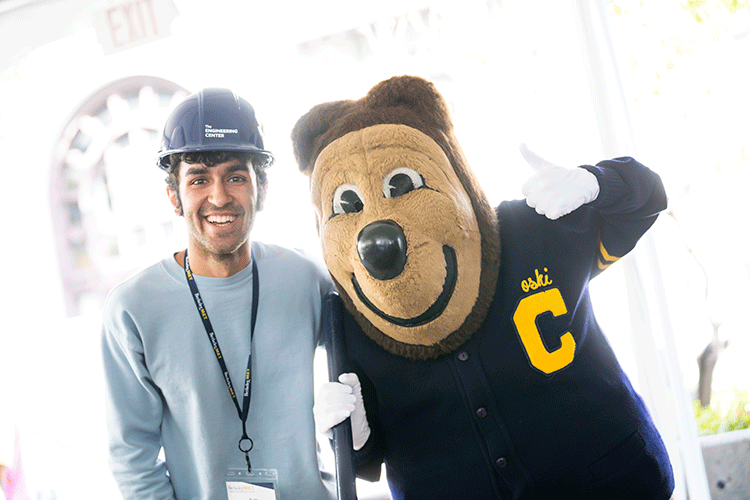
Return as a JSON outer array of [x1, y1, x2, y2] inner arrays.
[[597, 240, 621, 270]]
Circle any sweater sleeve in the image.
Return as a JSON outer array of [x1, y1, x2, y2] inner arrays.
[[351, 363, 386, 482], [101, 296, 177, 500], [580, 157, 667, 275]]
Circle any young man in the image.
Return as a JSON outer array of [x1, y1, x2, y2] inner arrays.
[[101, 88, 335, 500]]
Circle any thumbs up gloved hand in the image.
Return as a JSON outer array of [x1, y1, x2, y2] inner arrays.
[[519, 144, 600, 220], [314, 372, 371, 451]]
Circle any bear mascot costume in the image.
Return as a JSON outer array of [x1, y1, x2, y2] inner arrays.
[[291, 75, 674, 500]]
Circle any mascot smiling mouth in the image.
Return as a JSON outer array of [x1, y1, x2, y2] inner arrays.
[[351, 245, 458, 328]]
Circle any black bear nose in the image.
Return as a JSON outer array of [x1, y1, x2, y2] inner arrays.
[[357, 220, 407, 281]]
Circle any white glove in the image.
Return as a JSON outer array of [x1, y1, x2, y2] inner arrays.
[[314, 372, 371, 451], [519, 144, 600, 220]]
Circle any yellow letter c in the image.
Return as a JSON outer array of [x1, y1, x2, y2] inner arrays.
[[512, 288, 576, 375]]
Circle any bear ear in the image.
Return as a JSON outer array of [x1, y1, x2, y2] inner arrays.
[[364, 75, 453, 134], [291, 99, 353, 176]]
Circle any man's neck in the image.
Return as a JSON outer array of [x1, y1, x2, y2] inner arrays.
[[175, 244, 252, 278]]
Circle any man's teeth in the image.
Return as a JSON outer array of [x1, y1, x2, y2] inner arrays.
[[206, 215, 235, 224]]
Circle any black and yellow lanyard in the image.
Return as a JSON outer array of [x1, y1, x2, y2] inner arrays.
[[183, 250, 259, 473]]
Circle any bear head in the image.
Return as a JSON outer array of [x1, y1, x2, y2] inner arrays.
[[292, 75, 500, 360]]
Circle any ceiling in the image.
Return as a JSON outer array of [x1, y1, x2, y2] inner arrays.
[[0, 0, 433, 73]]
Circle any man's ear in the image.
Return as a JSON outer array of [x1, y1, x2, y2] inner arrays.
[[167, 186, 182, 216]]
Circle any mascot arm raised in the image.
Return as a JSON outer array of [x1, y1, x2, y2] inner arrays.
[[521, 145, 666, 273], [581, 156, 667, 274]]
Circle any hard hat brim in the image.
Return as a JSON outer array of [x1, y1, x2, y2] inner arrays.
[[157, 146, 274, 170]]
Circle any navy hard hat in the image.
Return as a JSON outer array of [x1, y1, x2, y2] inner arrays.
[[157, 88, 274, 170]]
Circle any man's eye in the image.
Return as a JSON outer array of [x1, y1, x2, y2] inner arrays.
[[228, 175, 246, 182], [190, 178, 207, 185], [332, 184, 364, 216], [383, 168, 424, 198]]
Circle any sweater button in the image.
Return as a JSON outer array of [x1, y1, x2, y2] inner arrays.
[[496, 457, 508, 469], [476, 407, 488, 419], [458, 351, 469, 361]]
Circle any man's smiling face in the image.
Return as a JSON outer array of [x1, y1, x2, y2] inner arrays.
[[169, 157, 258, 261]]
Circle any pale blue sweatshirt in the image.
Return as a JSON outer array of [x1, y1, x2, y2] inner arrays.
[[101, 241, 335, 500]]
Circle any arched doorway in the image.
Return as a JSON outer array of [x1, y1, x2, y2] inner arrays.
[[50, 75, 189, 316]]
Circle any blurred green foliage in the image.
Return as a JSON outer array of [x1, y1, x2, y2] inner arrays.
[[680, 0, 750, 23], [694, 389, 750, 435]]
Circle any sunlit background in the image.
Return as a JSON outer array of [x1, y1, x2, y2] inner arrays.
[[1, 0, 749, 499]]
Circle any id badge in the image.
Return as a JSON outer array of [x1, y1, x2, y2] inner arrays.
[[225, 468, 279, 500]]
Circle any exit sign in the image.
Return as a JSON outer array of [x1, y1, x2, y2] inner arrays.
[[93, 0, 178, 55]]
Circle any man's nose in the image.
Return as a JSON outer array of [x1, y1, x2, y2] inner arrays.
[[208, 181, 232, 206]]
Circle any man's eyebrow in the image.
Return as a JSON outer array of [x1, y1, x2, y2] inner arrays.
[[183, 163, 250, 177], [184, 165, 209, 177], [226, 163, 250, 174]]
